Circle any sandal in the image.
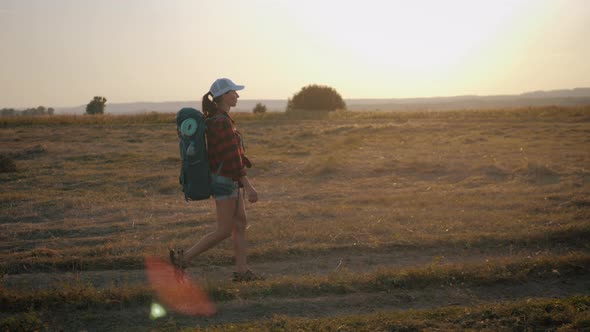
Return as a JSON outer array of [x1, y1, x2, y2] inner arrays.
[[232, 269, 265, 282], [169, 248, 186, 271]]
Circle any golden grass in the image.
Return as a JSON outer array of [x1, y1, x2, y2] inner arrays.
[[1, 106, 589, 271], [1, 106, 589, 329]]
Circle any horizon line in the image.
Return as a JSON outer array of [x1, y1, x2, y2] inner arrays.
[[3, 87, 589, 110]]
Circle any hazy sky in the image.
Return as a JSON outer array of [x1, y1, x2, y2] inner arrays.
[[1, 0, 589, 108]]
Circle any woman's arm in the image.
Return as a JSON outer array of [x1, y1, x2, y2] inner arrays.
[[239, 175, 258, 203]]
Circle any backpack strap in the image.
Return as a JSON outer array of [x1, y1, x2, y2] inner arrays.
[[215, 161, 224, 175]]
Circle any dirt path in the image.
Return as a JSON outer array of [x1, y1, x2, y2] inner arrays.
[[3, 244, 581, 290], [5, 244, 588, 330], [43, 274, 590, 331], [181, 276, 590, 325]]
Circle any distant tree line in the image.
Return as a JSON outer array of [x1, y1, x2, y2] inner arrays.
[[1, 106, 55, 117]]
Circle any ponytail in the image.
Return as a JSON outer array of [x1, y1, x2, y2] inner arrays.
[[202, 92, 216, 118]]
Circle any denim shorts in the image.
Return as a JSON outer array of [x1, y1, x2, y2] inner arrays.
[[212, 175, 239, 201]]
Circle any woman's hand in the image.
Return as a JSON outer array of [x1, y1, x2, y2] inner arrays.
[[239, 176, 258, 203], [245, 185, 258, 203]]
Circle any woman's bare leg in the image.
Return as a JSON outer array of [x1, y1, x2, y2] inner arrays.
[[232, 192, 248, 273], [183, 197, 239, 264]]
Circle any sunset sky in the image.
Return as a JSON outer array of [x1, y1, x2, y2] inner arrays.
[[1, 0, 589, 108]]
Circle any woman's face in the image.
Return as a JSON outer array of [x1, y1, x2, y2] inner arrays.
[[221, 90, 239, 108]]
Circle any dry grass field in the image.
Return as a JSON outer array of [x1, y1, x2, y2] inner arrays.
[[1, 106, 589, 331]]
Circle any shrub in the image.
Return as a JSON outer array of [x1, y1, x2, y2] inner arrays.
[[253, 102, 267, 114], [86, 96, 107, 115], [287, 84, 346, 112]]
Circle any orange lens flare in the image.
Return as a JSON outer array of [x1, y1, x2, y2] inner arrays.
[[144, 256, 216, 316]]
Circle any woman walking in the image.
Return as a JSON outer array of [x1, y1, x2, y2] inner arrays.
[[171, 78, 262, 282]]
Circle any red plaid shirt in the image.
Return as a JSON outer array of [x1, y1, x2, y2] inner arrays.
[[206, 111, 250, 181]]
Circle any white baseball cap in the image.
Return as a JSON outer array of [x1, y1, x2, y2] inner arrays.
[[209, 78, 245, 98]]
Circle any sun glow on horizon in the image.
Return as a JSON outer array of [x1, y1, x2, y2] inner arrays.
[[275, 0, 553, 98], [0, 0, 587, 107]]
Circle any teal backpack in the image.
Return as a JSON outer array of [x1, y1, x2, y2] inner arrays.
[[175, 107, 234, 201]]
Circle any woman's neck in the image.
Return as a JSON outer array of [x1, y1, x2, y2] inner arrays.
[[218, 103, 230, 113]]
